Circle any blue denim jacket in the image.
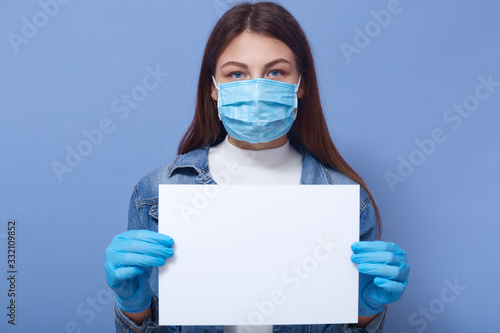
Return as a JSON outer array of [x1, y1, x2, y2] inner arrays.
[[114, 144, 386, 333]]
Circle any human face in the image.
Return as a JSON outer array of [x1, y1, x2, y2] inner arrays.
[[211, 31, 303, 150]]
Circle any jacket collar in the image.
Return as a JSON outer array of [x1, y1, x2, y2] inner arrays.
[[166, 143, 331, 185], [166, 146, 211, 177]]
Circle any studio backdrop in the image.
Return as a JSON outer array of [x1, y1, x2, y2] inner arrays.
[[1, 0, 499, 332]]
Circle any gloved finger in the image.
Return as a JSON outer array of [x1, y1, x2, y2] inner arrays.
[[118, 230, 174, 247], [105, 264, 145, 290], [113, 266, 147, 281], [356, 263, 407, 282], [351, 241, 404, 254], [114, 238, 175, 259], [374, 277, 407, 290], [111, 252, 168, 269], [351, 251, 406, 266], [105, 243, 174, 269], [365, 277, 406, 304]]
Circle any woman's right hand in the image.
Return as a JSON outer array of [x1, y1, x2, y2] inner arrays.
[[105, 230, 174, 313]]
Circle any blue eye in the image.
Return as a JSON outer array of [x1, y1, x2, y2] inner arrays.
[[230, 72, 244, 79], [269, 69, 283, 77]]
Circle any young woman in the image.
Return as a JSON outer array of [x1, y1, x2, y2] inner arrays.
[[105, 2, 409, 332]]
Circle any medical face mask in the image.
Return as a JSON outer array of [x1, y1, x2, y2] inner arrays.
[[212, 75, 301, 143]]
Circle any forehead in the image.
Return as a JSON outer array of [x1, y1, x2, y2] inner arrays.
[[216, 31, 296, 68]]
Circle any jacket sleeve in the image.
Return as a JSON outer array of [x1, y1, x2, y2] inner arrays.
[[340, 306, 387, 333], [127, 186, 147, 231], [113, 189, 174, 333], [359, 190, 378, 242], [342, 193, 386, 333], [114, 294, 179, 333]]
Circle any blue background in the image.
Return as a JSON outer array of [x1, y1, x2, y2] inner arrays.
[[1, 0, 499, 332]]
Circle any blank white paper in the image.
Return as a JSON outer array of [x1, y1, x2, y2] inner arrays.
[[158, 184, 359, 326]]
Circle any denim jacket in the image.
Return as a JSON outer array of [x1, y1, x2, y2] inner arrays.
[[114, 144, 386, 333]]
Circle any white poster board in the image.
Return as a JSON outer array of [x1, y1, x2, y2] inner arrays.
[[158, 184, 359, 326]]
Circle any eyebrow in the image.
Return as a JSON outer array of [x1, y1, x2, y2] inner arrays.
[[220, 58, 292, 70]]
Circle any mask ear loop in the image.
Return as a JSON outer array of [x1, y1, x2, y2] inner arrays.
[[295, 75, 302, 93], [292, 75, 302, 113], [211, 76, 222, 120]]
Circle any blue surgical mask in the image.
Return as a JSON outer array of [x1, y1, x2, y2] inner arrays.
[[212, 75, 301, 143]]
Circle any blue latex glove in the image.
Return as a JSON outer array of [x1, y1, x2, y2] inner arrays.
[[351, 241, 409, 316], [105, 230, 174, 313]]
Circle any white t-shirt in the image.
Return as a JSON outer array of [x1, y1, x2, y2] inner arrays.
[[207, 136, 302, 185], [208, 136, 302, 333]]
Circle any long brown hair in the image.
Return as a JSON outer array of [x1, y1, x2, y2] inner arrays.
[[177, 1, 381, 236]]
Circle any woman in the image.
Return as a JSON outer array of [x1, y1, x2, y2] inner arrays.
[[105, 2, 409, 332]]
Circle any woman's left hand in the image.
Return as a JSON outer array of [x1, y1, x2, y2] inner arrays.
[[351, 241, 410, 316]]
